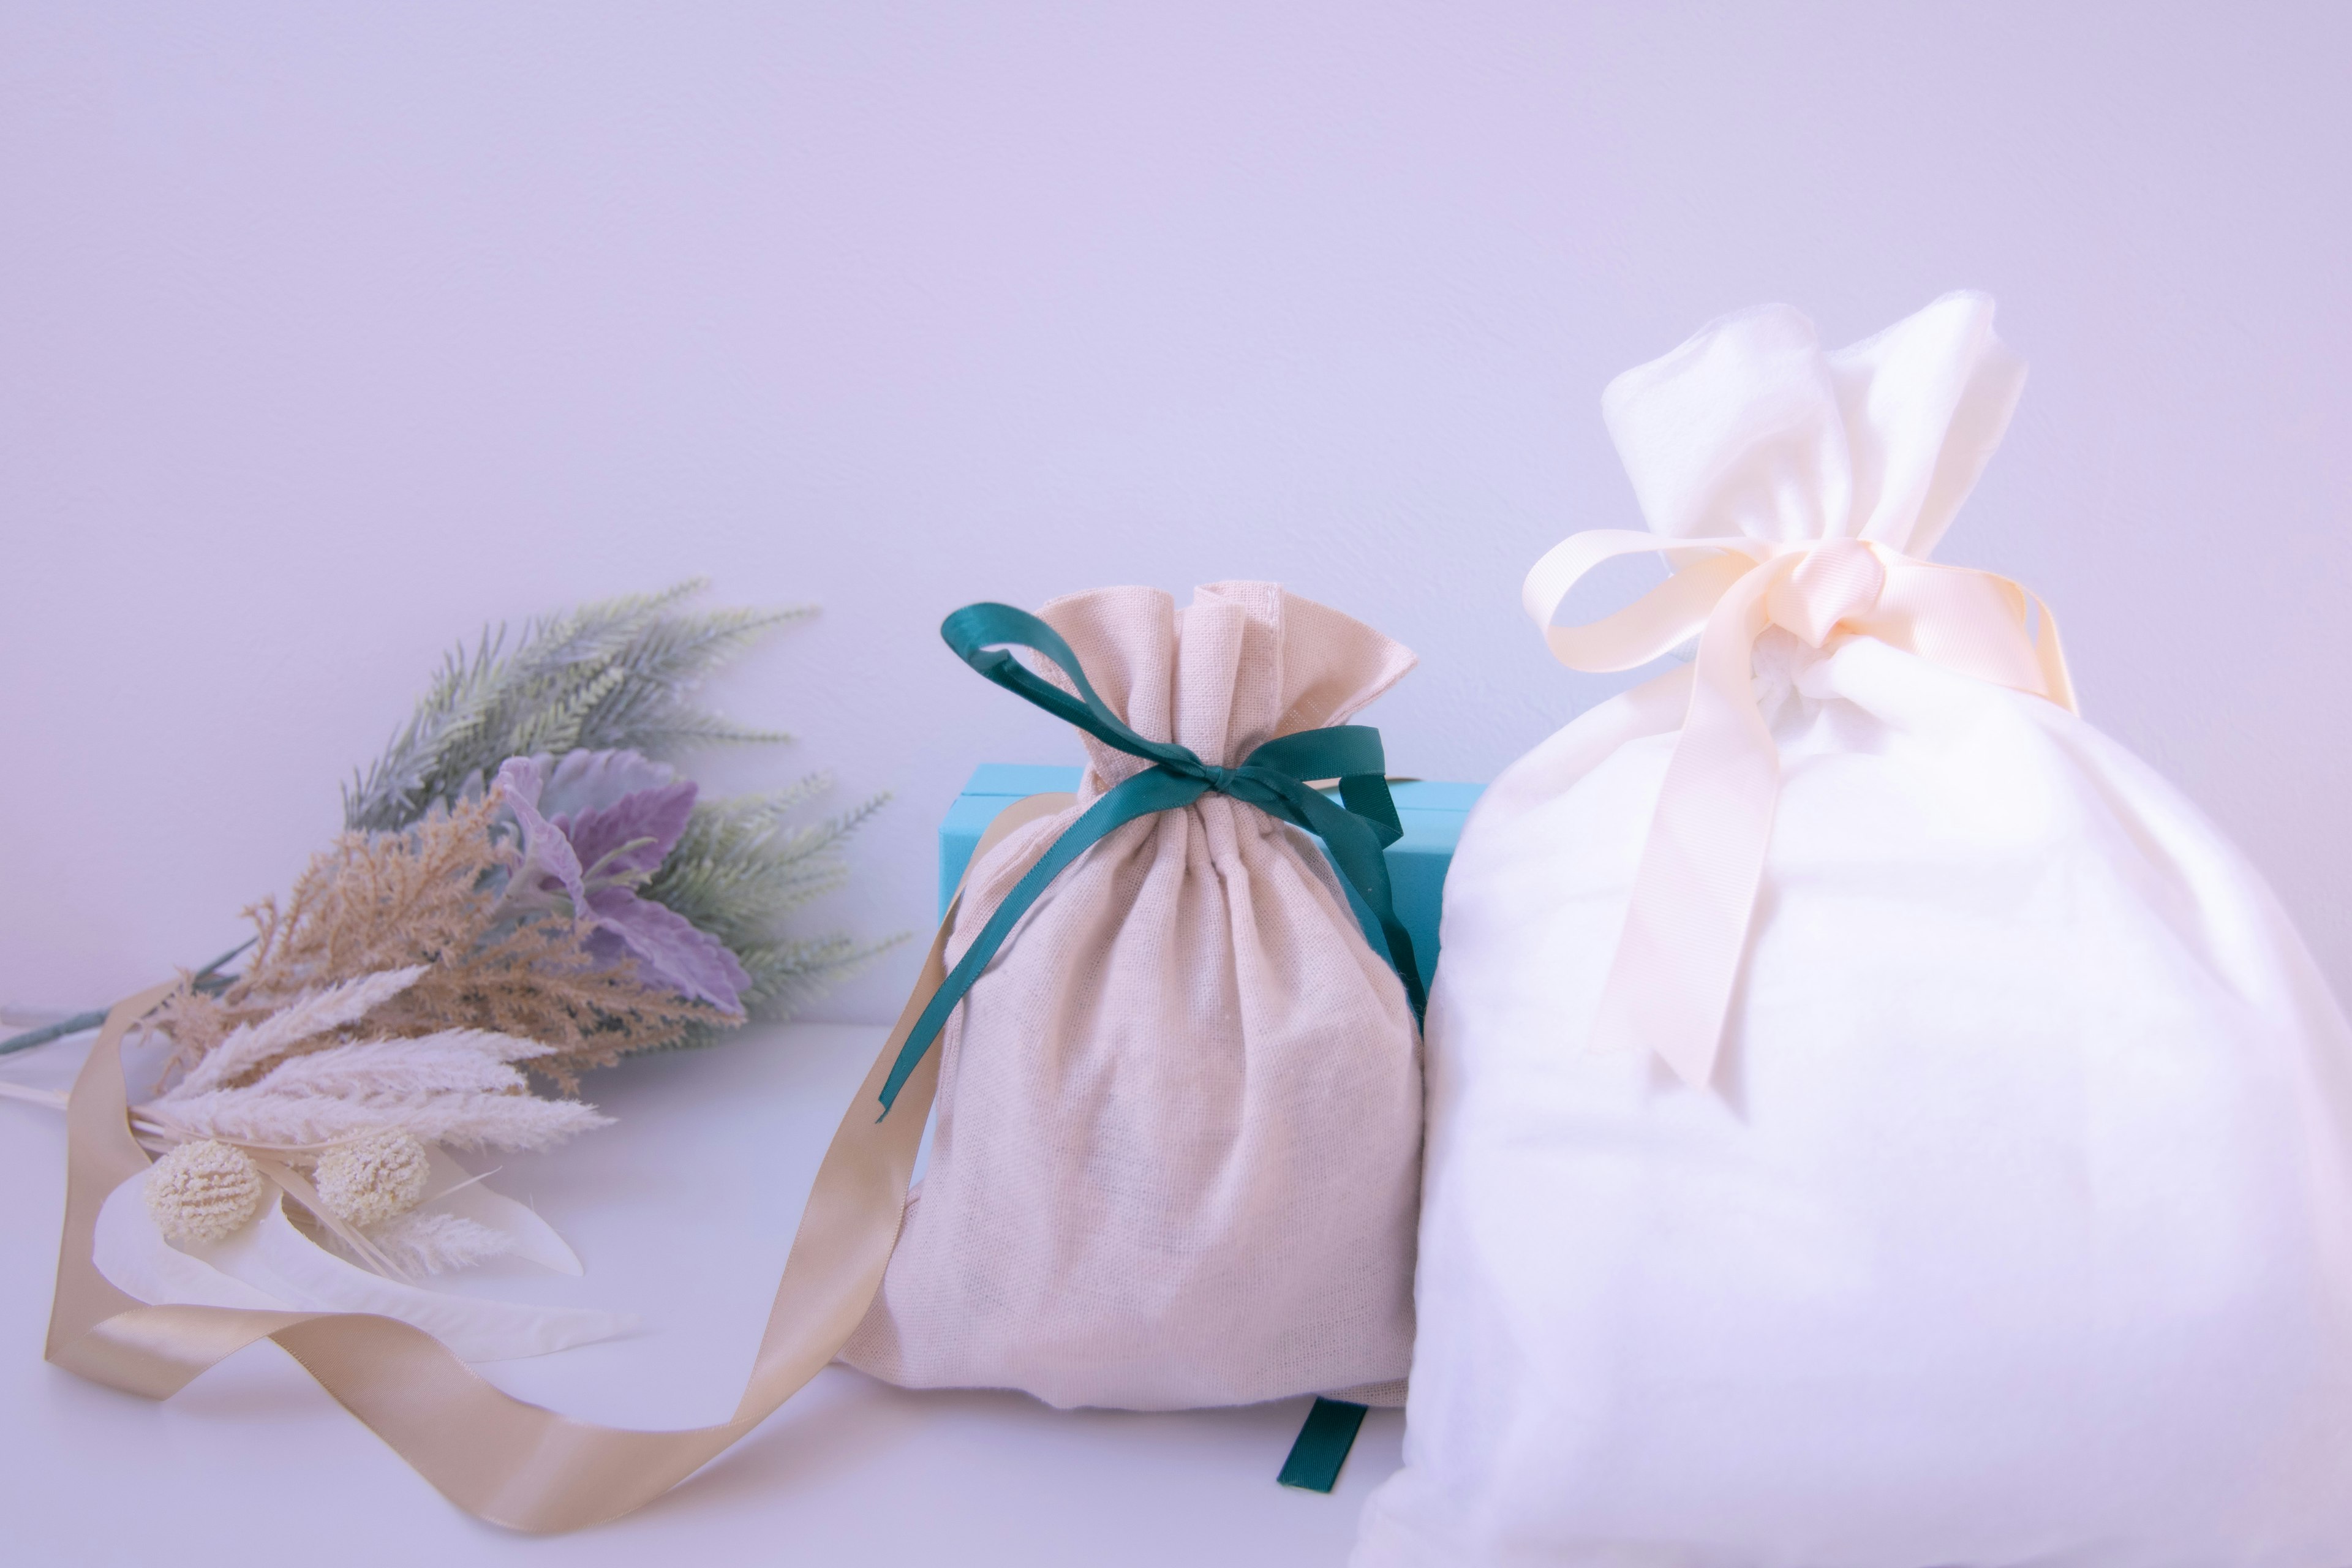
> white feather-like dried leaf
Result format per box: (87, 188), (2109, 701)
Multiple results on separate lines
(399, 1092), (611, 1151)
(361, 1210), (517, 1275)
(150, 1024), (600, 1153)
(153, 1085), (608, 1153)
(241, 1032), (545, 1102)
(151, 1090), (390, 1148)
(421, 1147), (583, 1275)
(170, 967), (429, 1097)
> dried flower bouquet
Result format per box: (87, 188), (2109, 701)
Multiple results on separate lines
(1, 584), (893, 1357)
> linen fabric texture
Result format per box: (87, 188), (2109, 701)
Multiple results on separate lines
(1357, 296), (2352, 1566)
(843, 581), (1424, 1411)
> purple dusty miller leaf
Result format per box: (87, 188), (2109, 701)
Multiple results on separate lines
(560, 779), (698, 884)
(582, 885), (750, 1013)
(534, 749), (679, 821)
(492, 756), (588, 914)
(494, 753), (548, 812)
(494, 748), (741, 1009)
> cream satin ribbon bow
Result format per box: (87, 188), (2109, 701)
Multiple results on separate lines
(1523, 529), (2077, 1089)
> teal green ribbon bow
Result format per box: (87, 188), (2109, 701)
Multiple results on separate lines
(878, 601), (1427, 1114)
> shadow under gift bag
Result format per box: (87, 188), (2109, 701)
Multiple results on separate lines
(844, 581), (1425, 1411)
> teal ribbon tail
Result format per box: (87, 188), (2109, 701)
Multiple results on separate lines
(877, 602), (1427, 1115)
(1278, 1397), (1370, 1492)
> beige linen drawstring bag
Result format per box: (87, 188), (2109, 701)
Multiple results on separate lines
(845, 580), (1427, 1411)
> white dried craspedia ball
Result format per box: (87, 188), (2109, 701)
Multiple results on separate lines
(145, 1139), (267, 1245)
(312, 1128), (432, 1229)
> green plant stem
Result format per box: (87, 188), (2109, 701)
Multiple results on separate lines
(0, 1009), (107, 1056)
(0, 940), (254, 1057)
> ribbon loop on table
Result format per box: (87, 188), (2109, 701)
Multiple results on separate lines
(1524, 530), (2075, 1090)
(878, 603), (1427, 1114)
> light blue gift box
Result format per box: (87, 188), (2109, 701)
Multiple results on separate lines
(937, 763), (1482, 993)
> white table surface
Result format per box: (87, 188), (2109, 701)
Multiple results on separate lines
(0, 1020), (1399, 1566)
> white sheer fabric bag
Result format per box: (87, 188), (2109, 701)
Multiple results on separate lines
(1358, 294), (2352, 1566)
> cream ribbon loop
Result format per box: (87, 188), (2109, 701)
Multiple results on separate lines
(1525, 530), (2076, 1089)
(1771, 538), (1885, 647)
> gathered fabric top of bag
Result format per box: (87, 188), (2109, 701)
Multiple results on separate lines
(871, 581), (1428, 1114)
(1602, 288), (2029, 554)
(1038, 579), (1419, 793)
(1518, 291), (2078, 1089)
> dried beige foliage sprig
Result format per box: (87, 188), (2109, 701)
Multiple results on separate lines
(156, 796), (724, 1091)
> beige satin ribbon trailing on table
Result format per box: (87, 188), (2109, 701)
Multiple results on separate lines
(46, 793), (1072, 1533)
(1524, 530), (2076, 1089)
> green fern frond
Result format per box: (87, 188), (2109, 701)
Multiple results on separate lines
(642, 783), (903, 1031)
(644, 786), (892, 941)
(660, 932), (901, 1052)
(341, 582), (813, 832)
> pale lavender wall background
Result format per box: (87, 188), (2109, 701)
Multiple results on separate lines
(4, 4), (2346, 1026)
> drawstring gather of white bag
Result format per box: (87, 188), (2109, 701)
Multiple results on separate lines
(1523, 529), (2076, 1088)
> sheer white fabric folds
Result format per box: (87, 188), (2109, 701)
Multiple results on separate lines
(1358, 295), (2352, 1567)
